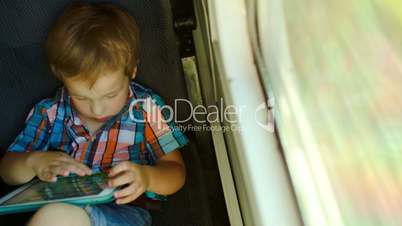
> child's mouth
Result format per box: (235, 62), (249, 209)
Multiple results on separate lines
(93, 116), (111, 122)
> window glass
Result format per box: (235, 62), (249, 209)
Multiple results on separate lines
(256, 1), (402, 225)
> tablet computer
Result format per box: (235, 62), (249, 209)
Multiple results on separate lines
(0, 172), (115, 215)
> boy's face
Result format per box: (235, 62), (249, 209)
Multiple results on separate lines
(64, 70), (133, 123)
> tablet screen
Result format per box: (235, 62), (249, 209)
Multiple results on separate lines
(3, 172), (108, 205)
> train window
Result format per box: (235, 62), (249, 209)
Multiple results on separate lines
(254, 0), (402, 225)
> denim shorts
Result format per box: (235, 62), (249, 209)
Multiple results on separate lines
(84, 203), (152, 226)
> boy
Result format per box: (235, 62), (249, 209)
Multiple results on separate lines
(0, 3), (188, 226)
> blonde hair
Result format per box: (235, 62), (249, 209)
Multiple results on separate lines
(46, 3), (140, 84)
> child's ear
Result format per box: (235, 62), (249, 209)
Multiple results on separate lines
(131, 67), (137, 79)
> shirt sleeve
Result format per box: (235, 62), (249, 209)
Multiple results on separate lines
(142, 93), (189, 161)
(8, 102), (51, 152)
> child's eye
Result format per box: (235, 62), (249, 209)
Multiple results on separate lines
(74, 96), (87, 101)
(105, 94), (118, 98)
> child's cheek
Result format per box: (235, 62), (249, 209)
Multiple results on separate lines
(112, 93), (129, 114)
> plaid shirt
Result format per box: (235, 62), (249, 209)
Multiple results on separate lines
(8, 81), (189, 199)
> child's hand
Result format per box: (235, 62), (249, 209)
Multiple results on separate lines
(107, 161), (150, 204)
(27, 151), (92, 182)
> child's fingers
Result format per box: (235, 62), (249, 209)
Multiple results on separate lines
(108, 171), (134, 187)
(62, 163), (87, 176)
(48, 161), (88, 176)
(61, 159), (92, 176)
(48, 165), (69, 177)
(64, 159), (92, 175)
(116, 187), (142, 204)
(74, 163), (92, 175)
(114, 182), (137, 199)
(108, 161), (132, 177)
(39, 170), (57, 182)
(74, 162), (92, 175)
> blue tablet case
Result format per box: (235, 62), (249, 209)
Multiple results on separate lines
(0, 172), (115, 215)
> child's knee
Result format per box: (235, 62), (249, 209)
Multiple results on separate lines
(27, 203), (91, 226)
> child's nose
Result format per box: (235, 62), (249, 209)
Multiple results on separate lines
(90, 103), (105, 116)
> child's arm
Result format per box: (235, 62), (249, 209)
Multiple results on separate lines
(1, 100), (92, 185)
(106, 93), (189, 204)
(107, 150), (185, 204)
(0, 152), (37, 185)
(142, 150), (185, 195)
(0, 151), (92, 185)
